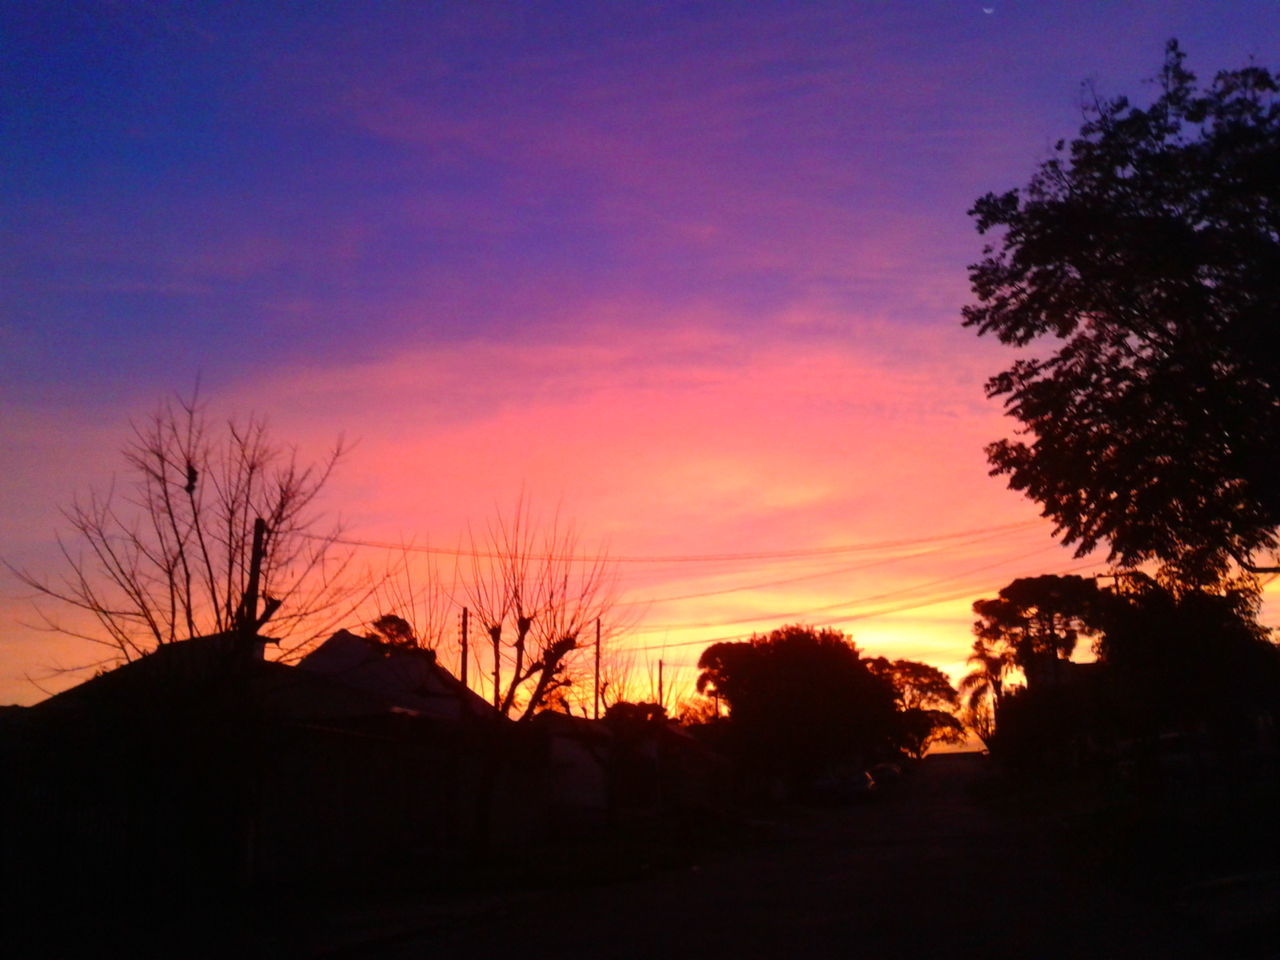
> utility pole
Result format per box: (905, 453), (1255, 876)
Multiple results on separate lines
(490, 625), (502, 711)
(593, 617), (601, 720)
(460, 606), (469, 688)
(235, 516), (278, 641)
(658, 658), (664, 709)
(244, 517), (265, 629)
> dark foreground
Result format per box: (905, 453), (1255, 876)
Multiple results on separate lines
(276, 753), (1275, 959)
(16, 753), (1276, 958)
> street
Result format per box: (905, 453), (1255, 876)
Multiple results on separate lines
(296, 753), (1257, 959)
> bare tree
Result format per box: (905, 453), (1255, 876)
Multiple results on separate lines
(462, 499), (625, 721)
(557, 644), (641, 718)
(643, 655), (687, 715)
(10, 393), (370, 666)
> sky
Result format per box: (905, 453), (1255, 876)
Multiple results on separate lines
(3, 1), (1279, 707)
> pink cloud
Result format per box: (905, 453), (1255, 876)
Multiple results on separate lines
(219, 310), (1089, 684)
(0, 306), (1117, 705)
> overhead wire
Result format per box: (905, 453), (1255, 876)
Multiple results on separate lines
(630, 540), (1067, 633)
(315, 516), (1103, 676)
(612, 523), (1046, 606)
(308, 519), (1042, 565)
(625, 558), (1103, 654)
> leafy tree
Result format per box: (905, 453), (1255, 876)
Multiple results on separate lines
(1094, 573), (1279, 738)
(696, 625), (897, 785)
(959, 696), (997, 751)
(368, 613), (417, 649)
(867, 657), (966, 757)
(603, 700), (667, 729)
(867, 657), (958, 712)
(10, 394), (363, 666)
(965, 41), (1280, 585)
(970, 575), (1101, 691)
(957, 636), (1016, 747)
(674, 694), (720, 727)
(896, 708), (966, 760)
(958, 636), (1016, 710)
(969, 571), (1279, 760)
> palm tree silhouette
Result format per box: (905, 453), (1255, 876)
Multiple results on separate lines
(959, 636), (1015, 711)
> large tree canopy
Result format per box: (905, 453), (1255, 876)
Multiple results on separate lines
(866, 658), (966, 759)
(965, 41), (1280, 584)
(697, 625), (897, 781)
(970, 575), (1101, 691)
(1093, 572), (1278, 735)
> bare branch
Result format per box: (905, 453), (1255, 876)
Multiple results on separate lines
(7, 392), (368, 669)
(458, 498), (627, 720)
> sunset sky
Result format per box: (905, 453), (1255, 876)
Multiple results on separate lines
(3, 2), (1279, 707)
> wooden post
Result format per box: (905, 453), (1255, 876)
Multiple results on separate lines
(491, 625), (502, 711)
(235, 516), (267, 639)
(460, 606), (469, 688)
(593, 617), (601, 720)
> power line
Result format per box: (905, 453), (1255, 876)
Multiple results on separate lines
(625, 559), (1102, 653)
(309, 519), (1041, 564)
(614, 524), (1044, 607)
(631, 541), (1065, 633)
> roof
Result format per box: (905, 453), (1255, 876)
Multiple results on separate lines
(296, 630), (498, 723)
(9, 630), (491, 731)
(16, 631), (277, 724)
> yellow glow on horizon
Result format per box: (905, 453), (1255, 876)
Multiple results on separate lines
(0, 325), (1167, 708)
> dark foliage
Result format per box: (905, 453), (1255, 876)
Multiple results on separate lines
(896, 707), (966, 760)
(867, 657), (966, 758)
(1094, 573), (1280, 739)
(989, 684), (1083, 771)
(696, 625), (898, 787)
(971, 575), (1102, 690)
(965, 41), (1280, 584)
(370, 613), (418, 648)
(985, 571), (1280, 768)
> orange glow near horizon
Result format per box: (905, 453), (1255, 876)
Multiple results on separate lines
(2, 320), (1122, 709)
(5, 320), (1280, 724)
(6, 317), (1279, 711)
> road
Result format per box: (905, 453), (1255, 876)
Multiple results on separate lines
(299, 753), (1263, 959)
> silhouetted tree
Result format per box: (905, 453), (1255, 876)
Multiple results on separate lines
(972, 571), (1279, 765)
(1094, 573), (1279, 740)
(461, 498), (623, 721)
(867, 657), (966, 757)
(959, 576), (1101, 756)
(958, 636), (1016, 713)
(971, 575), (1101, 690)
(965, 41), (1280, 585)
(867, 658), (957, 711)
(9, 393), (364, 666)
(960, 696), (997, 750)
(675, 694), (720, 727)
(896, 708), (966, 760)
(697, 625), (897, 788)
(363, 545), (456, 652)
(369, 613), (417, 649)
(958, 637), (1014, 749)
(604, 700), (667, 728)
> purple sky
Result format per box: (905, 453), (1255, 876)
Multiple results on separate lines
(3, 2), (1278, 704)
